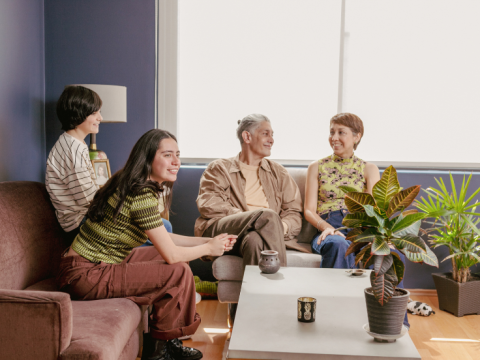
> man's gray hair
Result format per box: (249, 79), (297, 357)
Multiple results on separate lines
(236, 114), (271, 144)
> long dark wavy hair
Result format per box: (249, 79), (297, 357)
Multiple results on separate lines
(87, 129), (177, 222)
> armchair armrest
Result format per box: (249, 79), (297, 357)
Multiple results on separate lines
(0, 289), (73, 359)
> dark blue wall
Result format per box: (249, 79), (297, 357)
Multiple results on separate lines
(45, 0), (156, 173)
(0, 0), (45, 182)
(171, 166), (480, 287)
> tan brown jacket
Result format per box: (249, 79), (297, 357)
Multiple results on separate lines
(194, 154), (303, 240)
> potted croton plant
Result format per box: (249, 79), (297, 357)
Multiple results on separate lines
(340, 166), (438, 337)
(415, 173), (480, 317)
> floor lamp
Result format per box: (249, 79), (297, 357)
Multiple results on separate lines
(74, 84), (127, 160)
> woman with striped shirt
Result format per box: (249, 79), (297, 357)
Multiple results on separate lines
(45, 86), (102, 241)
(56, 129), (236, 360)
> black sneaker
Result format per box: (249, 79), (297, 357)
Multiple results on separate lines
(142, 333), (174, 360)
(167, 338), (203, 360)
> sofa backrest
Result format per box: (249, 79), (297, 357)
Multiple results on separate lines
(286, 168), (317, 243)
(0, 182), (67, 290)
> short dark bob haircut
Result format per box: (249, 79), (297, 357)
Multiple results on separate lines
(56, 85), (103, 131)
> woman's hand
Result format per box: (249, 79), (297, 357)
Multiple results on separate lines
(208, 233), (237, 256)
(317, 227), (345, 244)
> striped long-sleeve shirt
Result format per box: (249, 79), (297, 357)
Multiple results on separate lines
(46, 132), (99, 231)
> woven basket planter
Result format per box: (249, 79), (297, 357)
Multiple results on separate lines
(432, 273), (480, 317)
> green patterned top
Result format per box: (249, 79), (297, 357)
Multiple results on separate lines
(317, 153), (367, 215)
(72, 188), (164, 264)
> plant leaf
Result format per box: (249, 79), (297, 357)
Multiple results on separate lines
(404, 244), (439, 267)
(370, 266), (397, 305)
(402, 209), (419, 216)
(374, 254), (393, 276)
(392, 213), (427, 234)
(345, 241), (365, 257)
(343, 213), (379, 228)
(390, 234), (427, 253)
(371, 236), (391, 255)
(346, 228), (363, 241)
(339, 185), (360, 194)
(354, 228), (380, 243)
(386, 185), (421, 217)
(373, 165), (400, 211)
(355, 244), (371, 266)
(364, 205), (386, 227)
(391, 252), (405, 284)
(345, 192), (376, 213)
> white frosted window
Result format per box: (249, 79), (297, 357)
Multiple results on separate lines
(343, 0), (480, 164)
(177, 0), (342, 160)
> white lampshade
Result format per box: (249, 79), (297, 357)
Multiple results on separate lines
(74, 84), (127, 123)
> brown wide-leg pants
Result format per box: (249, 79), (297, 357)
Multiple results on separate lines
(203, 208), (286, 267)
(56, 246), (200, 340)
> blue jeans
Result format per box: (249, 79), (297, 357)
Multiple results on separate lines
(311, 210), (355, 269)
(141, 218), (173, 247)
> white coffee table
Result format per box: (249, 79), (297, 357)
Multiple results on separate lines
(227, 266), (421, 360)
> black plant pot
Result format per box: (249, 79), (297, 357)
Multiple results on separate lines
(432, 273), (480, 317)
(365, 287), (409, 336)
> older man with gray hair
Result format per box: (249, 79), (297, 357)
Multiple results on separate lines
(195, 114), (303, 267)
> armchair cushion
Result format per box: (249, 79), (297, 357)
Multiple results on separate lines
(0, 289), (73, 360)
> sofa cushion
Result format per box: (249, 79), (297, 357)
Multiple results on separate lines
(25, 277), (58, 292)
(217, 281), (242, 303)
(60, 298), (142, 360)
(286, 248), (321, 268)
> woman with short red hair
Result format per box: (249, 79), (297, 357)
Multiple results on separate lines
(304, 113), (379, 268)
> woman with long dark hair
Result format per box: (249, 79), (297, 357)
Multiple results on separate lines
(56, 129), (236, 360)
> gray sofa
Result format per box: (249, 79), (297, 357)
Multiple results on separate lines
(212, 168), (323, 316)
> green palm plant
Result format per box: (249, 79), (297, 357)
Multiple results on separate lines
(340, 166), (438, 305)
(415, 173), (480, 283)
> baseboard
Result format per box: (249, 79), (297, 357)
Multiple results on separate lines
(406, 289), (437, 296)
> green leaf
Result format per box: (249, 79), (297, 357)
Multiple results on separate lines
(346, 228), (363, 241)
(391, 252), (405, 284)
(364, 205), (386, 227)
(345, 192), (376, 213)
(373, 166), (400, 211)
(392, 213), (427, 234)
(394, 218), (422, 237)
(370, 266), (398, 305)
(371, 236), (391, 255)
(355, 244), (371, 266)
(354, 228), (380, 243)
(345, 241), (365, 257)
(402, 209), (419, 216)
(404, 244), (439, 267)
(342, 213), (379, 228)
(374, 254), (393, 276)
(386, 185), (421, 217)
(390, 235), (427, 253)
(339, 185), (360, 194)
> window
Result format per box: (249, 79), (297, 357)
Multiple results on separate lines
(157, 0), (480, 168)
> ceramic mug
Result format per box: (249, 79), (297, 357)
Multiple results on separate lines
(298, 297), (316, 322)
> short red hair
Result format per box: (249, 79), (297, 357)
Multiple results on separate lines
(330, 113), (364, 150)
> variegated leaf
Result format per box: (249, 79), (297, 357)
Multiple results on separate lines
(390, 235), (427, 253)
(374, 254), (393, 276)
(355, 245), (371, 266)
(373, 165), (400, 212)
(342, 213), (378, 228)
(346, 228), (363, 241)
(345, 241), (365, 257)
(392, 213), (427, 234)
(404, 244), (439, 267)
(371, 236), (390, 255)
(386, 185), (421, 217)
(364, 205), (386, 227)
(370, 266), (398, 305)
(354, 228), (379, 243)
(344, 192), (376, 213)
(391, 252), (405, 284)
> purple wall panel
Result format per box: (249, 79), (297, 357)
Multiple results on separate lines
(0, 0), (45, 181)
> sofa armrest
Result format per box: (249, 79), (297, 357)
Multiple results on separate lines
(0, 289), (73, 359)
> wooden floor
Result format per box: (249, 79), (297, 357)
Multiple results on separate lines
(139, 295), (480, 360)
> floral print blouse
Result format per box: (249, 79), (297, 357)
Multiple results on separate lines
(317, 153), (367, 215)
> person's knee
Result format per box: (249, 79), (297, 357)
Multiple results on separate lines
(323, 235), (350, 251)
(242, 231), (263, 251)
(171, 262), (192, 278)
(258, 208), (280, 220)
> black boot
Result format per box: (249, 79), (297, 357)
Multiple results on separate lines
(142, 332), (174, 360)
(167, 338), (203, 360)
